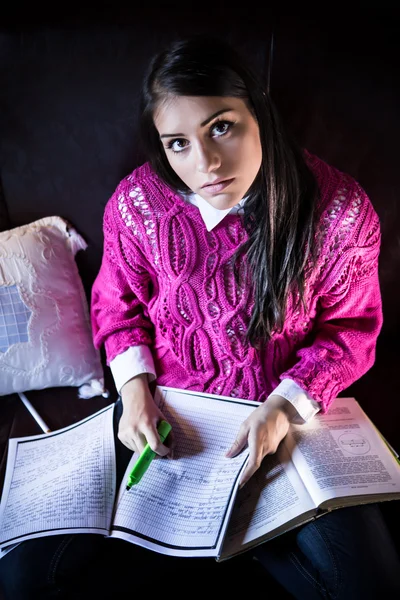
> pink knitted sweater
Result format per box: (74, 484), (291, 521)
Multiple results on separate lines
(91, 151), (382, 412)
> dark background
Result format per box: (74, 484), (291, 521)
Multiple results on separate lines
(0, 2), (399, 592)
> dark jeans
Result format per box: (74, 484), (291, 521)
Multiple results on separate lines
(1, 400), (399, 600)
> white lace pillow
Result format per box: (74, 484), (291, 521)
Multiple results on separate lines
(0, 216), (106, 398)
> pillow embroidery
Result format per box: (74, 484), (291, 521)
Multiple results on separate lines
(0, 285), (31, 353)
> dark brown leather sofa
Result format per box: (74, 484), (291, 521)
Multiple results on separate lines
(0, 4), (399, 597)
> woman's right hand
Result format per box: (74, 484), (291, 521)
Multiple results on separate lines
(118, 374), (173, 456)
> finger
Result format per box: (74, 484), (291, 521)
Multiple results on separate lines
(120, 438), (139, 454)
(117, 430), (138, 453)
(239, 432), (261, 488)
(225, 429), (248, 458)
(119, 429), (147, 455)
(119, 438), (138, 453)
(133, 434), (148, 455)
(144, 425), (172, 457)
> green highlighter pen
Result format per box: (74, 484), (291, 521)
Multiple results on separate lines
(126, 420), (172, 490)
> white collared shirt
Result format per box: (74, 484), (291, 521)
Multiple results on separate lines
(188, 192), (246, 231)
(110, 193), (320, 423)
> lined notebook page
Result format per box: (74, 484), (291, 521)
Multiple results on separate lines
(111, 387), (258, 558)
(0, 404), (115, 547)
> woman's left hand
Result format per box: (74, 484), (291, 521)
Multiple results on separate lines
(225, 394), (297, 488)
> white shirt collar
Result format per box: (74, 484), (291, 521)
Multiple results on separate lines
(182, 192), (247, 232)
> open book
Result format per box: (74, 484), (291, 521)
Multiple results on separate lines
(0, 386), (399, 562)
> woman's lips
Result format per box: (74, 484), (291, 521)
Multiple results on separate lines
(201, 178), (235, 195)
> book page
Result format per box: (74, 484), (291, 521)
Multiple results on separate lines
(110, 387), (258, 558)
(0, 404), (116, 548)
(220, 442), (316, 560)
(285, 397), (400, 507)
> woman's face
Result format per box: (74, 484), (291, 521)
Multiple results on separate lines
(154, 96), (262, 210)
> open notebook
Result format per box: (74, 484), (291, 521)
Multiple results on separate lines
(0, 386), (399, 561)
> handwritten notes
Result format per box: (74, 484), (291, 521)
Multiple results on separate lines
(0, 405), (115, 546)
(111, 388), (256, 556)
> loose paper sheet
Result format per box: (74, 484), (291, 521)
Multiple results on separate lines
(0, 404), (115, 548)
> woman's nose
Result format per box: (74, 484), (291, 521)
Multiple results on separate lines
(195, 141), (221, 173)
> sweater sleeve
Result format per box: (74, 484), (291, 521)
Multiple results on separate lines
(91, 187), (155, 365)
(280, 188), (383, 412)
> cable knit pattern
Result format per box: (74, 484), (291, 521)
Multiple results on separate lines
(91, 150), (383, 411)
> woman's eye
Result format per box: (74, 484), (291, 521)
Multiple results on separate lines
(167, 139), (189, 153)
(211, 120), (232, 137)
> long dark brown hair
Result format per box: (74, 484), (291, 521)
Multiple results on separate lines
(139, 34), (319, 347)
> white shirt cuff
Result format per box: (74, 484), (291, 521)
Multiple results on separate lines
(110, 349), (320, 423)
(109, 345), (156, 394)
(269, 379), (320, 423)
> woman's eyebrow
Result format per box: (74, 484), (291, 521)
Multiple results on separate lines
(200, 108), (233, 128)
(160, 108), (233, 139)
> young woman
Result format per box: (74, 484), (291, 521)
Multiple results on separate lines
(88, 35), (400, 598)
(1, 34), (399, 600)
(92, 34), (383, 483)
